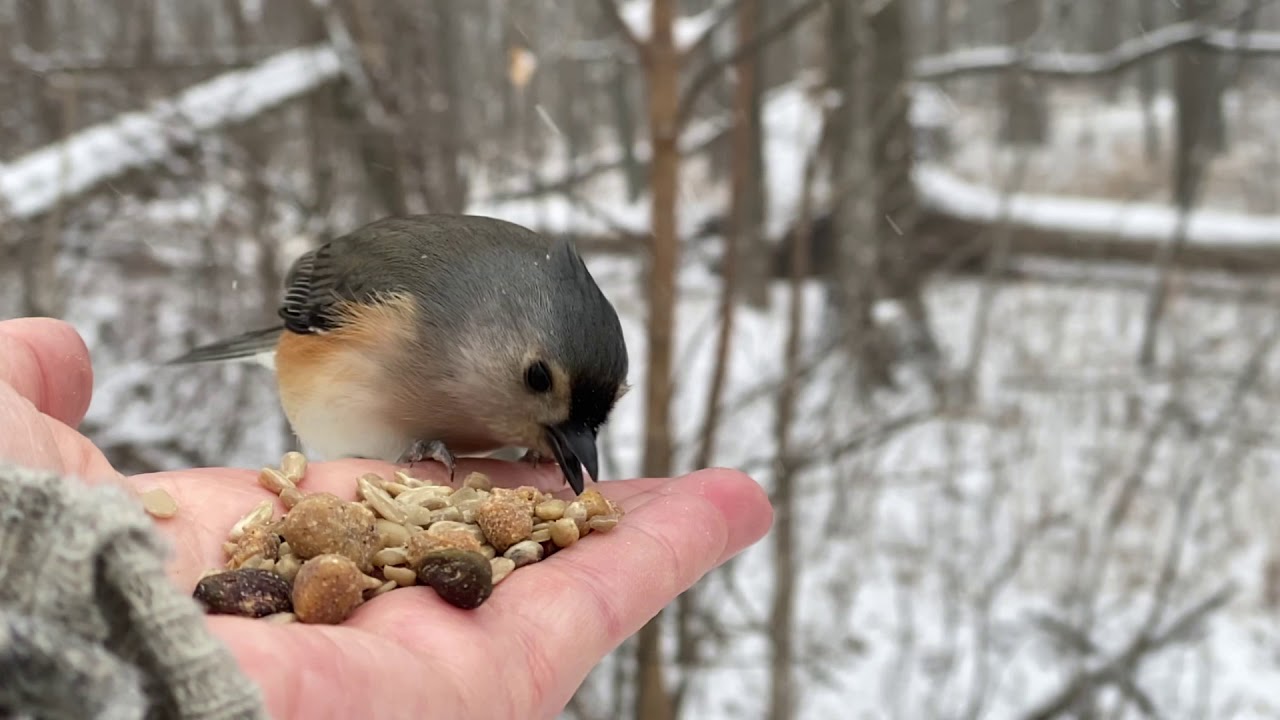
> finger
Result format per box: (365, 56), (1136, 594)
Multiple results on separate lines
(492, 468), (771, 715)
(353, 468), (772, 715)
(0, 378), (120, 485)
(0, 318), (94, 428)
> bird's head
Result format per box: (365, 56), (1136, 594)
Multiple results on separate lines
(452, 235), (629, 494)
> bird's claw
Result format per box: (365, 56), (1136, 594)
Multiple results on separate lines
(399, 439), (457, 483)
(518, 448), (546, 469)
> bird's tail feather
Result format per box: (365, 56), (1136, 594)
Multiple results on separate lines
(166, 326), (283, 365)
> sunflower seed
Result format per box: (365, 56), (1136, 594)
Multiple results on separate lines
(358, 475), (409, 524)
(140, 487), (179, 518)
(229, 500), (275, 541)
(383, 565), (417, 587)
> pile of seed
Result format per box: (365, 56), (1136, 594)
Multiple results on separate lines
(193, 451), (624, 624)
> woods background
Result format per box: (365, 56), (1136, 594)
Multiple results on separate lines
(5, 0), (1280, 718)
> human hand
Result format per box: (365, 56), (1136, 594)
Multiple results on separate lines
(0, 317), (774, 719)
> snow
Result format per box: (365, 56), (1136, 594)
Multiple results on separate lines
(618, 0), (722, 50)
(6, 30), (1280, 720)
(0, 44), (340, 220)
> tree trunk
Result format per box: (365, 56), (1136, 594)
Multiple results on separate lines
(17, 0), (62, 318)
(824, 0), (885, 391)
(1138, 0), (1160, 163)
(869, 0), (934, 391)
(932, 0), (950, 54)
(735, 0), (770, 309)
(431, 3), (469, 212)
(1174, 0), (1225, 197)
(634, 0), (680, 718)
(999, 0), (1047, 145)
(1090, 0), (1122, 103)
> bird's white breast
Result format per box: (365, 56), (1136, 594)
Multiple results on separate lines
(287, 388), (415, 462)
(274, 344), (417, 463)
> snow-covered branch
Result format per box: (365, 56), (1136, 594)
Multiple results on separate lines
(916, 21), (1280, 81)
(0, 45), (341, 221)
(916, 166), (1280, 247)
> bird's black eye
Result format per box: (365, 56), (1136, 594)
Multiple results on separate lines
(525, 361), (553, 393)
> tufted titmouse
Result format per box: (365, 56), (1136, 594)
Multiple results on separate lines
(169, 214), (629, 495)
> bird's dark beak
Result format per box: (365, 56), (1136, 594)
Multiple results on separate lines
(545, 422), (599, 495)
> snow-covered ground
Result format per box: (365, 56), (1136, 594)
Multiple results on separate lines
(7, 42), (1280, 720)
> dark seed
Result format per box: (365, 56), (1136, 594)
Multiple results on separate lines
(415, 548), (494, 609)
(194, 568), (293, 618)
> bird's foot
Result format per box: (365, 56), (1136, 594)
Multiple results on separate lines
(518, 448), (546, 469)
(398, 440), (457, 483)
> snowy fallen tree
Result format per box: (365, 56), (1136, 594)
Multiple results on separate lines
(4, 34), (1279, 277)
(0, 44), (341, 221)
(915, 20), (1280, 81)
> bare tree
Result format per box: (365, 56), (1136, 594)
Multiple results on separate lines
(1000, 0), (1048, 145)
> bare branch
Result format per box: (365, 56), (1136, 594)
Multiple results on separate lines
(680, 0), (743, 62)
(596, 0), (649, 58)
(310, 0), (396, 133)
(1018, 586), (1236, 720)
(676, 0), (825, 129)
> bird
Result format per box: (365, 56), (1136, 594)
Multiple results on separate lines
(168, 214), (630, 495)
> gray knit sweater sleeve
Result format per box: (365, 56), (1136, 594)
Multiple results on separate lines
(0, 462), (268, 720)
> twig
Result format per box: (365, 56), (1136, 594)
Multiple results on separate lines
(679, 0), (743, 62)
(596, 0), (650, 59)
(1018, 585), (1235, 720)
(676, 0), (826, 129)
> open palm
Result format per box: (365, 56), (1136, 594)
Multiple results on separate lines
(0, 317), (773, 719)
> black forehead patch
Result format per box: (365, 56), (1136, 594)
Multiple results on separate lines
(570, 374), (623, 432)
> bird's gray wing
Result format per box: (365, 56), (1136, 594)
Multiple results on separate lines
(276, 240), (376, 334)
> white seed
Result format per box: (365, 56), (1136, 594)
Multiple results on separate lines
(383, 482), (411, 496)
(503, 540), (543, 568)
(275, 554), (301, 583)
(383, 565), (417, 587)
(280, 451), (308, 482)
(425, 506), (464, 525)
(448, 486), (476, 505)
(427, 521), (485, 544)
(368, 579), (398, 598)
(375, 519), (410, 549)
(140, 487), (179, 518)
(588, 515), (620, 533)
(563, 501), (589, 533)
(550, 518), (580, 548)
(264, 612), (298, 624)
(229, 500), (274, 541)
(258, 467), (295, 494)
(373, 547), (409, 567)
(280, 487), (305, 509)
(490, 557), (516, 585)
(393, 470), (426, 488)
(534, 499), (566, 521)
(358, 475), (410, 524)
(396, 486), (453, 509)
